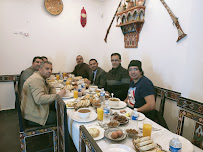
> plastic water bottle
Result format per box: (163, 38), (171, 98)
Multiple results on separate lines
(78, 85), (82, 97)
(103, 100), (110, 124)
(59, 71), (63, 80)
(81, 83), (86, 94)
(100, 88), (105, 104)
(169, 138), (182, 152)
(131, 108), (139, 129)
(131, 108), (139, 120)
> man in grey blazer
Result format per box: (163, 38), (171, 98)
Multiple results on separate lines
(88, 59), (106, 89)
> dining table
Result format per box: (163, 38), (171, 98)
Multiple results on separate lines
(63, 97), (202, 152)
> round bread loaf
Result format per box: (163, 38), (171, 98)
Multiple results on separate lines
(87, 128), (100, 138)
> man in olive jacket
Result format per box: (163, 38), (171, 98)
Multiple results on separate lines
(21, 61), (66, 126)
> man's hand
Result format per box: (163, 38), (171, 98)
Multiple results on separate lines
(58, 89), (66, 97)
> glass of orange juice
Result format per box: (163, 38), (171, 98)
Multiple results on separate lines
(73, 90), (78, 98)
(56, 74), (60, 80)
(66, 80), (70, 85)
(143, 122), (152, 137)
(97, 107), (103, 121)
(63, 73), (66, 78)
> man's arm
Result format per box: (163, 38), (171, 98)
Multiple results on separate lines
(137, 95), (156, 113)
(30, 79), (56, 105)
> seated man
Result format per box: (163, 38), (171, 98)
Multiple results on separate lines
(88, 59), (106, 88)
(124, 60), (168, 128)
(72, 55), (91, 78)
(105, 53), (130, 101)
(19, 56), (43, 96)
(41, 56), (48, 61)
(21, 61), (66, 126)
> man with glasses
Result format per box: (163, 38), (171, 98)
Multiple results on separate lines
(124, 60), (156, 111)
(19, 56), (43, 97)
(88, 59), (106, 88)
(72, 55), (91, 78)
(105, 53), (130, 101)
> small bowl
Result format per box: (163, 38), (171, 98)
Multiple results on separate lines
(77, 108), (91, 119)
(108, 98), (120, 107)
(89, 85), (98, 92)
(107, 120), (120, 128)
(126, 129), (138, 138)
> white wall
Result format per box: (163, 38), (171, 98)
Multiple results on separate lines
(0, 0), (203, 136)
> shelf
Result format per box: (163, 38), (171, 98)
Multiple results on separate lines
(116, 6), (146, 16)
(116, 20), (144, 27)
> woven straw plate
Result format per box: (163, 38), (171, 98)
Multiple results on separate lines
(45, 0), (63, 15)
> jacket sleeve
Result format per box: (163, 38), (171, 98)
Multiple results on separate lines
(30, 78), (56, 105)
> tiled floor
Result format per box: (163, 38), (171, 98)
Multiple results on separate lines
(0, 109), (77, 152)
(0, 109), (21, 152)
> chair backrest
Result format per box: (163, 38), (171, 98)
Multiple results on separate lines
(56, 96), (70, 152)
(155, 86), (181, 116)
(79, 125), (102, 152)
(176, 97), (203, 149)
(15, 92), (25, 132)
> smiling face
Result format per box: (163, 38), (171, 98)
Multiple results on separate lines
(89, 60), (98, 71)
(111, 55), (121, 68)
(76, 56), (83, 65)
(129, 66), (142, 81)
(32, 58), (43, 71)
(39, 63), (53, 79)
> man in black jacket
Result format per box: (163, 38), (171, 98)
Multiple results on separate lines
(105, 53), (130, 101)
(72, 55), (91, 78)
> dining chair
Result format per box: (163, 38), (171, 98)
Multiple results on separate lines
(176, 97), (203, 149)
(15, 92), (57, 152)
(155, 86), (181, 116)
(79, 125), (102, 152)
(55, 96), (74, 152)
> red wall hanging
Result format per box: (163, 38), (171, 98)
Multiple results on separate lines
(81, 7), (87, 27)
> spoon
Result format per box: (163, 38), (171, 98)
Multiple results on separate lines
(111, 93), (114, 98)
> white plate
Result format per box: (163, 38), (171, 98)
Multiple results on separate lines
(63, 99), (76, 109)
(110, 101), (127, 109)
(62, 93), (74, 99)
(103, 144), (135, 152)
(72, 111), (97, 123)
(138, 112), (145, 121)
(86, 125), (104, 141)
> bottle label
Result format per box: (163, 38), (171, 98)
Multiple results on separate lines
(100, 92), (105, 96)
(132, 116), (138, 120)
(103, 109), (109, 114)
(169, 146), (181, 152)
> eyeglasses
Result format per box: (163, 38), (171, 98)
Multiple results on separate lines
(129, 68), (139, 72)
(111, 59), (120, 62)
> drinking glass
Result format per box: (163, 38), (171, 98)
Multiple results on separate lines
(97, 107), (103, 121)
(56, 74), (60, 80)
(143, 121), (152, 137)
(73, 90), (78, 99)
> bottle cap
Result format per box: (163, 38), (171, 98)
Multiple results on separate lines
(133, 108), (137, 111)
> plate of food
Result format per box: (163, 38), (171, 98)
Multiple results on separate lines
(132, 136), (165, 152)
(125, 112), (145, 121)
(63, 99), (77, 109)
(86, 125), (104, 141)
(104, 128), (127, 141)
(62, 92), (73, 99)
(112, 115), (129, 125)
(103, 144), (135, 152)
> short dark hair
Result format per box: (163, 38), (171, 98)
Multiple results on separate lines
(40, 61), (52, 68)
(41, 56), (48, 60)
(32, 56), (42, 63)
(89, 59), (98, 63)
(111, 53), (121, 60)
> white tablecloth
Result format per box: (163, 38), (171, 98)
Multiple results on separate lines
(67, 106), (202, 152)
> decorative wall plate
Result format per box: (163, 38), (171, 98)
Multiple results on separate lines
(45, 0), (63, 15)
